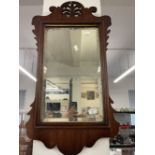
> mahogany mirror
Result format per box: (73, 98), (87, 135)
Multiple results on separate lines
(25, 1), (119, 155)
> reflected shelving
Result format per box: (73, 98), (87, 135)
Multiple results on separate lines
(110, 109), (135, 155)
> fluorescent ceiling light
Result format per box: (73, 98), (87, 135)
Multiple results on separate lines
(113, 65), (135, 83)
(19, 65), (37, 82)
(73, 45), (79, 52)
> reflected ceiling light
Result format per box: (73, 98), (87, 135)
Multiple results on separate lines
(44, 66), (47, 74)
(19, 65), (37, 82)
(46, 80), (64, 92)
(46, 87), (64, 92)
(73, 45), (79, 52)
(113, 65), (135, 83)
(97, 66), (101, 73)
(46, 87), (59, 90)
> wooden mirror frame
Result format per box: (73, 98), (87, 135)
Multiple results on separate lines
(25, 1), (119, 155)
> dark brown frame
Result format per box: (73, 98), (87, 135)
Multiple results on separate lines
(25, 2), (119, 155)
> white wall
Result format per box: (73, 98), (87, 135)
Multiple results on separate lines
(101, 5), (135, 49)
(109, 77), (135, 110)
(33, 138), (110, 155)
(19, 5), (42, 48)
(19, 48), (37, 117)
(19, 48), (37, 76)
(19, 73), (36, 117)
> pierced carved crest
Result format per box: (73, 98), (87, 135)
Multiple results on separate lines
(48, 1), (97, 19)
(61, 1), (84, 17)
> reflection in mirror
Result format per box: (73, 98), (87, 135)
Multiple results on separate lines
(41, 26), (103, 122)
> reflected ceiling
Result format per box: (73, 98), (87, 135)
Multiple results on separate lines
(44, 27), (100, 77)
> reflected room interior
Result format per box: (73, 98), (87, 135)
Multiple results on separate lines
(41, 26), (104, 123)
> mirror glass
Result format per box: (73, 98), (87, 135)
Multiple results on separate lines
(41, 26), (104, 123)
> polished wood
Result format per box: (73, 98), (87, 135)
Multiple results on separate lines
(25, 1), (119, 155)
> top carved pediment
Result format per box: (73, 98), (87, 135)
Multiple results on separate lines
(61, 1), (84, 17)
(49, 1), (97, 18)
